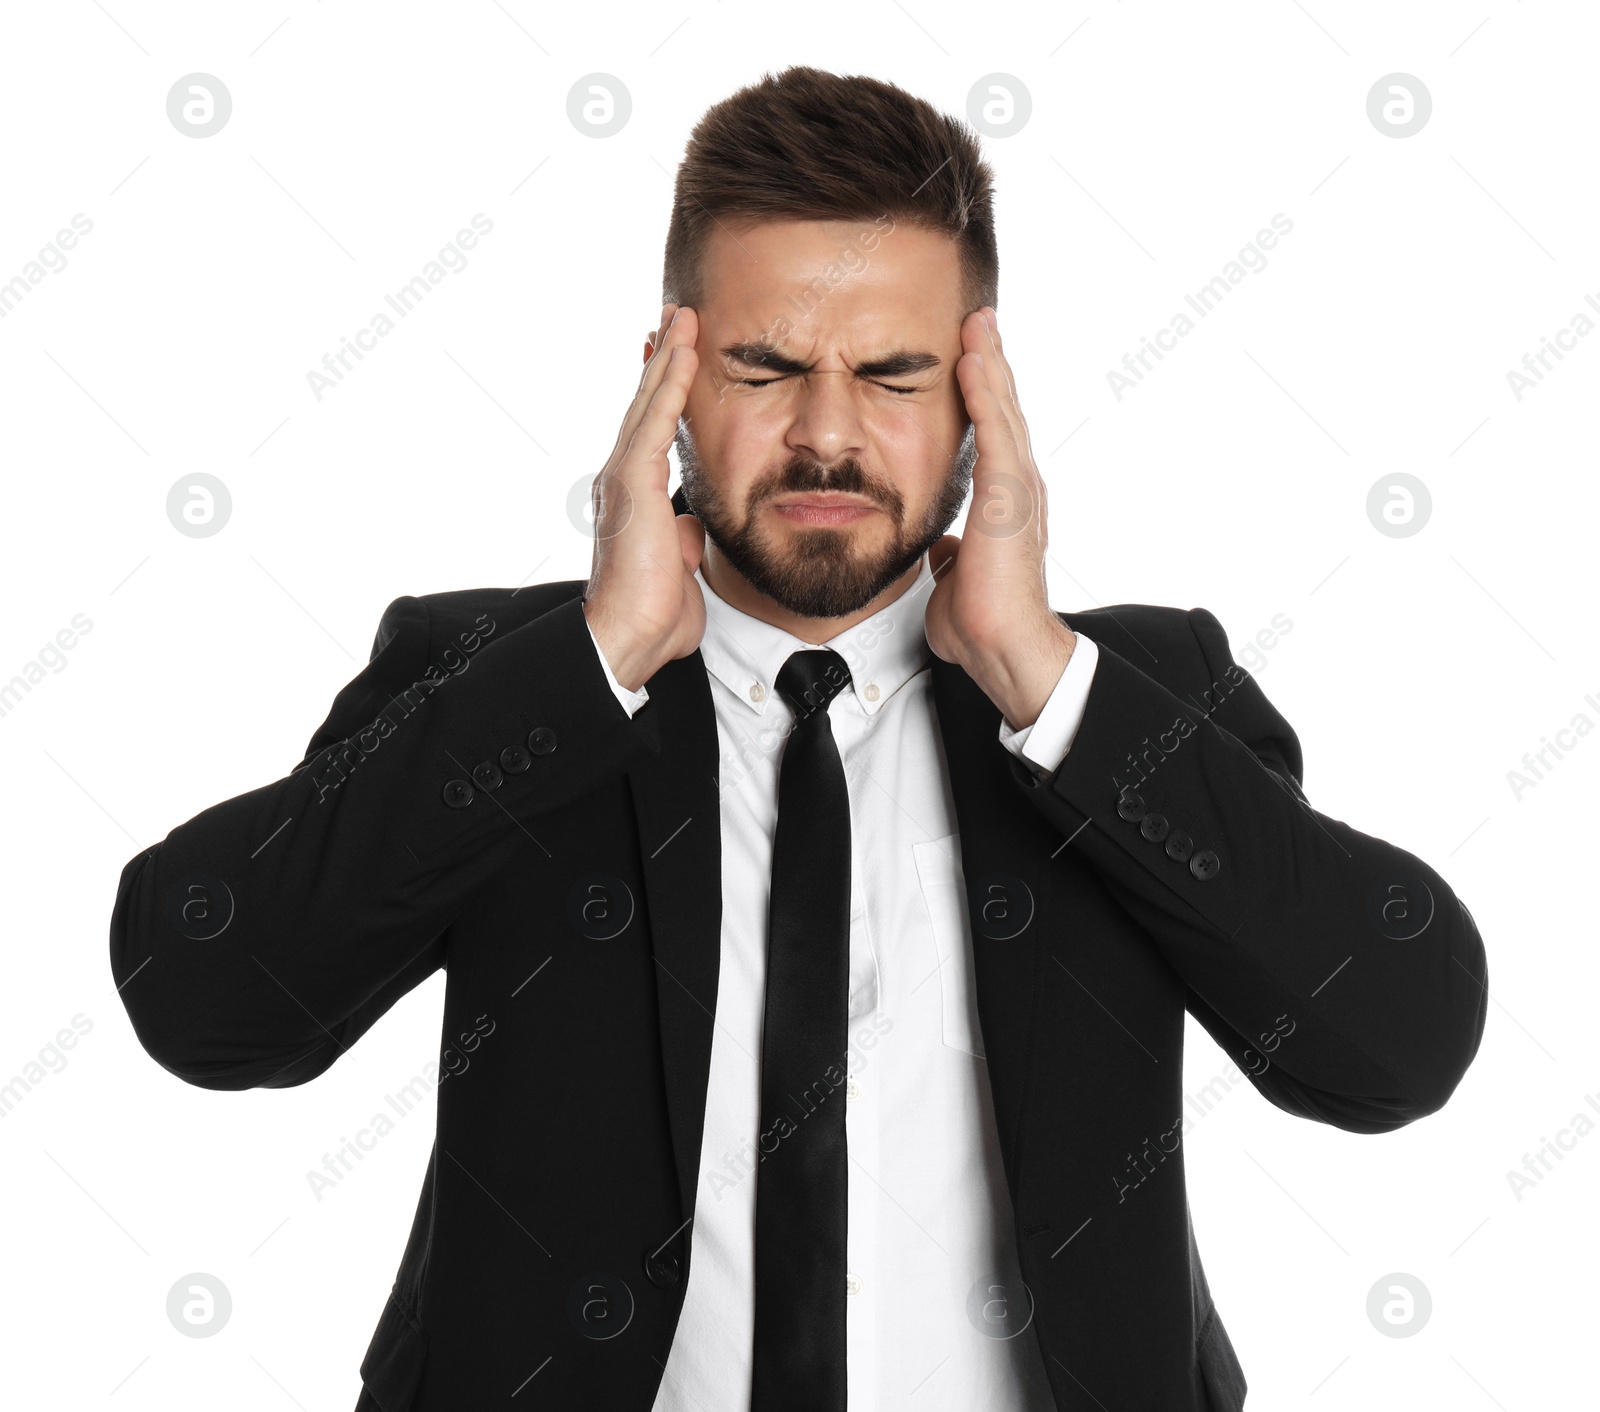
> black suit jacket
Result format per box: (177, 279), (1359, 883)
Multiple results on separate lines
(109, 550), (1487, 1410)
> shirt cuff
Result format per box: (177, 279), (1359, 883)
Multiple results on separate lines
(584, 612), (651, 718)
(996, 630), (1099, 779)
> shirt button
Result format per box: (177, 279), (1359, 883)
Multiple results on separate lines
(864, 683), (880, 702)
(846, 1273), (861, 1296)
(749, 682), (765, 702)
(846, 1078), (860, 1100)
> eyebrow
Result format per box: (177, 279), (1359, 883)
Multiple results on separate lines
(719, 342), (941, 380)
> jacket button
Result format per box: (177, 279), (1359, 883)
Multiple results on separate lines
(1115, 790), (1146, 822)
(500, 743), (532, 774)
(528, 726), (558, 756)
(1140, 812), (1170, 843)
(643, 1248), (680, 1287)
(442, 779), (474, 809)
(1189, 848), (1220, 881)
(471, 759), (504, 791)
(1164, 830), (1193, 862)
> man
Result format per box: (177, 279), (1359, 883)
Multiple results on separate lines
(110, 66), (1487, 1411)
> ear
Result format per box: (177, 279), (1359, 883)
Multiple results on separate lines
(643, 335), (656, 365)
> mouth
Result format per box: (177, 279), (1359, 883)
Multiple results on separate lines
(771, 493), (880, 526)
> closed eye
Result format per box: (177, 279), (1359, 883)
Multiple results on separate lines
(735, 376), (920, 396)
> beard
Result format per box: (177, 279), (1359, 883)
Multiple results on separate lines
(673, 420), (977, 619)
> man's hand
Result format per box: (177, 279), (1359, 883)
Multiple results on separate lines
(925, 306), (1077, 732)
(583, 303), (707, 692)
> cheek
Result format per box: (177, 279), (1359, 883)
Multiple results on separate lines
(871, 393), (961, 467)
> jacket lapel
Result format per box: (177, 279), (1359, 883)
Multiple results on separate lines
(626, 648), (726, 1220)
(930, 652), (1050, 1182)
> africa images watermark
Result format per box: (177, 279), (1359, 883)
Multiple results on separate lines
(0, 613), (95, 722)
(1106, 213), (1294, 401)
(1113, 1014), (1296, 1203)
(305, 1013), (494, 1202)
(705, 1012), (894, 1204)
(305, 213), (494, 401)
(304, 611), (496, 803)
(1504, 291), (1600, 401)
(1505, 689), (1600, 801)
(0, 213), (94, 320)
(0, 1013), (94, 1120)
(1504, 1087), (1600, 1202)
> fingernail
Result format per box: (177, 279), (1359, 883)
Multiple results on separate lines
(669, 307), (683, 327)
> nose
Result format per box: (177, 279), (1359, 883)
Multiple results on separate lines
(784, 371), (868, 467)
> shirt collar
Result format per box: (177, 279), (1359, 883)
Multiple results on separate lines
(694, 552), (936, 718)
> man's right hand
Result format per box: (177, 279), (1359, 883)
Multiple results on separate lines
(582, 303), (706, 692)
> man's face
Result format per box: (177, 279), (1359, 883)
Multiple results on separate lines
(674, 218), (977, 620)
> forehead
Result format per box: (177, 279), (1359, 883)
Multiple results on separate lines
(697, 218), (964, 346)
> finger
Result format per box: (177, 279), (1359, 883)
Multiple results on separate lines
(959, 349), (1050, 540)
(957, 347), (1020, 460)
(968, 313), (1045, 535)
(613, 307), (696, 467)
(643, 304), (679, 364)
(677, 507), (706, 572)
(974, 309), (1027, 453)
(985, 312), (1046, 525)
(623, 339), (698, 480)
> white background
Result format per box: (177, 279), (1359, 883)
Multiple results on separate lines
(0, 1), (1592, 1407)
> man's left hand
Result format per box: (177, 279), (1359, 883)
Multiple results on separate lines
(925, 306), (1077, 732)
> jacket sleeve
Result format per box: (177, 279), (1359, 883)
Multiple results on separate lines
(109, 592), (660, 1091)
(1007, 605), (1488, 1133)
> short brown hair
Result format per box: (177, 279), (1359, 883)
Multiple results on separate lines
(662, 66), (997, 317)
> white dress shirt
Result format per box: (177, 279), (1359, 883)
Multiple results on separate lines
(583, 551), (1099, 1410)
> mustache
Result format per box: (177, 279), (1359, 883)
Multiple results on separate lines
(756, 457), (896, 509)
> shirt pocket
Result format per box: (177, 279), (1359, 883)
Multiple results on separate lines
(911, 833), (986, 1059)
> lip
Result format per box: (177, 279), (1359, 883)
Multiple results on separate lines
(772, 494), (880, 525)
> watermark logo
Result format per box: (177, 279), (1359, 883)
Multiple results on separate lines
(567, 74), (631, 137)
(1365, 1273), (1432, 1337)
(1366, 74), (1431, 138)
(168, 873), (235, 941)
(970, 873), (1034, 941)
(1365, 472), (1431, 538)
(971, 470), (1035, 540)
(567, 874), (635, 940)
(166, 74), (232, 138)
(967, 74), (1031, 138)
(167, 472), (233, 538)
(1365, 874), (1434, 941)
(568, 472), (635, 541)
(966, 1272), (1036, 1338)
(568, 1272), (635, 1338)
(166, 1273), (233, 1336)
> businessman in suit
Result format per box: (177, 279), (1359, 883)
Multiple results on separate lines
(110, 67), (1487, 1411)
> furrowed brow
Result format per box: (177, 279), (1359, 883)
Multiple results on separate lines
(718, 343), (941, 379)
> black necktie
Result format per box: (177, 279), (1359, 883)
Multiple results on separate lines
(750, 647), (854, 1412)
